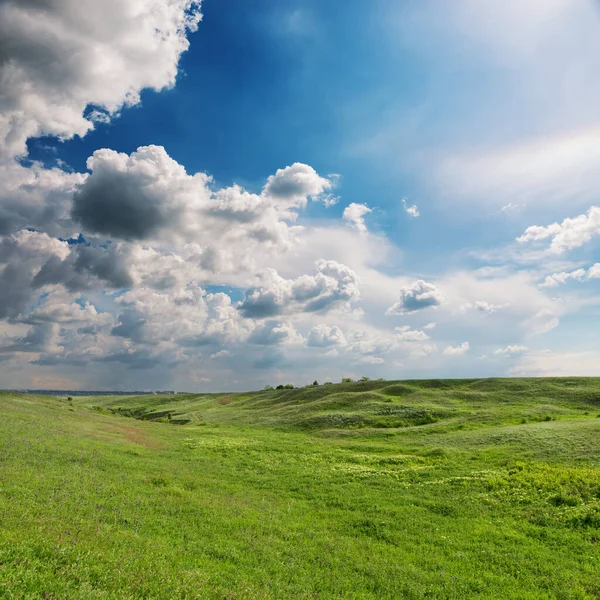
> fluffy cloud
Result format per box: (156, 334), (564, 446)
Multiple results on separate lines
(0, 229), (70, 319)
(0, 0), (202, 159)
(517, 206), (600, 253)
(69, 146), (338, 273)
(0, 160), (85, 235)
(263, 163), (335, 209)
(306, 324), (346, 347)
(386, 280), (445, 314)
(343, 203), (371, 233)
(442, 341), (469, 356)
(248, 321), (302, 346)
(238, 260), (359, 318)
(540, 264), (600, 287)
(0, 323), (61, 354)
(72, 146), (210, 241)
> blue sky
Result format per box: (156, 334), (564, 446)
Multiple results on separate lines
(2, 0), (600, 390)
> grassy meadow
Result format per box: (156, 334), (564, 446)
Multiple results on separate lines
(1, 378), (600, 598)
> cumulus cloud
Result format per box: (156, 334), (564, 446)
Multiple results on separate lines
(238, 260), (359, 318)
(442, 341), (469, 356)
(0, 0), (202, 159)
(540, 264), (600, 287)
(517, 206), (600, 253)
(0, 323), (61, 354)
(0, 160), (85, 235)
(306, 324), (346, 347)
(0, 229), (70, 319)
(386, 280), (445, 314)
(263, 163), (335, 209)
(69, 146), (337, 275)
(343, 203), (372, 233)
(402, 198), (420, 217)
(72, 146), (210, 241)
(248, 321), (302, 346)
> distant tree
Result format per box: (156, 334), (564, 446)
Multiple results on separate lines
(276, 384), (285, 390)
(263, 385), (274, 391)
(324, 381), (333, 385)
(283, 384), (294, 389)
(360, 376), (370, 382)
(341, 377), (353, 383)
(312, 380), (319, 386)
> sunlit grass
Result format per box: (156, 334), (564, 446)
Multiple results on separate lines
(1, 378), (600, 598)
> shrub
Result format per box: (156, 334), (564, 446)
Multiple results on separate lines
(360, 376), (370, 382)
(263, 385), (274, 391)
(218, 396), (233, 405)
(312, 380), (319, 386)
(341, 377), (353, 383)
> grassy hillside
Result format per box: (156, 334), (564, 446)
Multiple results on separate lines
(1, 378), (600, 598)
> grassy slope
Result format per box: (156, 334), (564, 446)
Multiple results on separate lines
(1, 378), (600, 599)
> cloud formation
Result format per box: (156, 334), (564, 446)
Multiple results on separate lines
(343, 203), (371, 233)
(387, 280), (445, 314)
(238, 260), (359, 318)
(517, 206), (600, 253)
(0, 0), (202, 159)
(402, 198), (420, 217)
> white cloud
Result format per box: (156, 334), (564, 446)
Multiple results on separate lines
(540, 268), (587, 288)
(263, 163), (335, 209)
(306, 324), (346, 347)
(0, 160), (86, 235)
(395, 326), (429, 342)
(0, 0), (202, 159)
(494, 344), (528, 356)
(517, 206), (600, 253)
(238, 260), (359, 318)
(343, 203), (372, 233)
(442, 341), (469, 356)
(387, 280), (445, 314)
(461, 300), (505, 315)
(248, 321), (302, 346)
(402, 198), (420, 217)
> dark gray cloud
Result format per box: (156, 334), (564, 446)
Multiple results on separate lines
(72, 166), (180, 240)
(386, 280), (445, 314)
(0, 322), (57, 353)
(32, 244), (134, 291)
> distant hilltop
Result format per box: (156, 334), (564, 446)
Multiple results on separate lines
(2, 390), (176, 397)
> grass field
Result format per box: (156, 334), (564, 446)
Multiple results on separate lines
(2, 378), (600, 599)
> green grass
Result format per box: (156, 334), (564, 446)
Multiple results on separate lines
(2, 378), (600, 598)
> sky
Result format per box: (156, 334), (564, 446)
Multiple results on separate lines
(2, 0), (600, 391)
